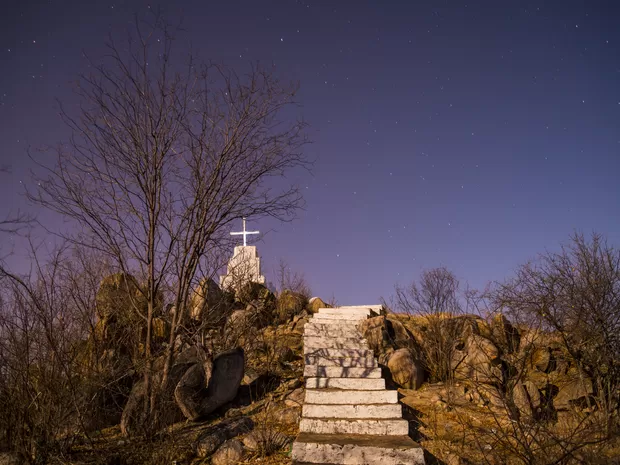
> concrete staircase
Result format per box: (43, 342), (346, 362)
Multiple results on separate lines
(292, 305), (425, 465)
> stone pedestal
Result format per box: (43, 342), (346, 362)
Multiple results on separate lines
(220, 246), (265, 292)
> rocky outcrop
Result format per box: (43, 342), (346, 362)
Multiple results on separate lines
(189, 278), (227, 322)
(275, 290), (307, 324)
(195, 416), (254, 458)
(450, 331), (503, 386)
(175, 348), (245, 421)
(211, 438), (245, 465)
(387, 348), (425, 390)
(307, 296), (329, 313)
(121, 347), (244, 435)
(513, 380), (542, 417)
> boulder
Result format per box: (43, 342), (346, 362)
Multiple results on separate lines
(387, 348), (425, 390)
(452, 334), (503, 385)
(308, 296), (330, 313)
(490, 313), (520, 353)
(467, 383), (505, 408)
(386, 317), (415, 349)
(96, 273), (141, 321)
(513, 380), (542, 417)
(211, 439), (245, 465)
(284, 387), (305, 407)
(553, 377), (594, 410)
(528, 346), (551, 373)
(188, 278), (227, 322)
(360, 316), (394, 362)
(195, 416), (254, 458)
(120, 356), (196, 436)
(152, 317), (169, 340)
(243, 428), (292, 454)
(175, 348), (245, 420)
(276, 290), (307, 323)
(273, 406), (301, 425)
(236, 282), (276, 308)
(466, 334), (500, 364)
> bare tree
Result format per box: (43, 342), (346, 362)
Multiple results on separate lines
(273, 258), (311, 298)
(393, 267), (463, 382)
(28, 15), (309, 430)
(436, 233), (620, 464)
(0, 167), (32, 236)
(495, 232), (620, 432)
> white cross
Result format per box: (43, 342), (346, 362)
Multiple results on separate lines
(230, 218), (259, 247)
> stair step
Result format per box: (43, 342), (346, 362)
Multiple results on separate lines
(339, 305), (383, 312)
(312, 313), (368, 321)
(304, 336), (368, 349)
(303, 403), (402, 419)
(304, 355), (377, 367)
(299, 418), (409, 436)
(291, 432), (424, 465)
(305, 319), (362, 328)
(304, 348), (374, 358)
(317, 307), (371, 316)
(304, 365), (381, 378)
(305, 389), (398, 405)
(305, 377), (385, 390)
(304, 325), (363, 338)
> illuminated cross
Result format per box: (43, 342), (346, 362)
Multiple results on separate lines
(230, 218), (260, 247)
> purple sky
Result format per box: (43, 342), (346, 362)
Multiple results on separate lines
(1, 1), (619, 305)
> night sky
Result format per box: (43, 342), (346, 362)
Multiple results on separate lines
(1, 1), (619, 305)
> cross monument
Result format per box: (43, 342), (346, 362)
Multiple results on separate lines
(220, 217), (266, 291)
(230, 217), (259, 246)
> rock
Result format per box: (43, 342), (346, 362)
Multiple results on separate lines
(291, 314), (309, 333)
(361, 316), (422, 367)
(174, 355), (213, 420)
(243, 367), (261, 385)
(513, 380), (541, 416)
(308, 296), (329, 313)
(529, 346), (551, 373)
(120, 356), (196, 436)
(273, 406), (301, 424)
(195, 416), (254, 458)
(451, 334), (503, 385)
(188, 278), (227, 322)
(360, 316), (396, 362)
(490, 313), (519, 353)
(385, 317), (411, 346)
(285, 378), (303, 390)
(554, 377), (594, 410)
(152, 317), (169, 340)
(224, 407), (244, 419)
(466, 334), (500, 364)
(175, 348), (245, 420)
(211, 439), (245, 465)
(236, 282), (275, 308)
(224, 307), (269, 340)
(96, 273), (141, 320)
(277, 346), (296, 363)
(284, 387), (305, 407)
(243, 428), (292, 454)
(276, 290), (307, 323)
(387, 348), (425, 390)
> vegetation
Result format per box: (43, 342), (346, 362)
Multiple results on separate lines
(385, 233), (620, 464)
